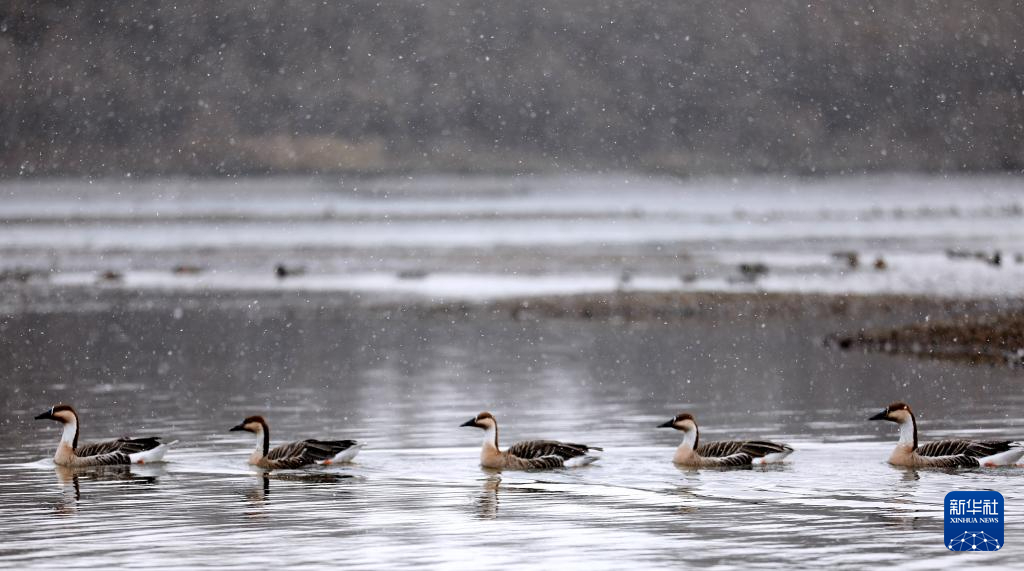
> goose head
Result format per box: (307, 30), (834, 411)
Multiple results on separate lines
(460, 411), (497, 430)
(658, 412), (697, 433)
(869, 401), (914, 424)
(34, 404), (78, 425)
(230, 415), (268, 433)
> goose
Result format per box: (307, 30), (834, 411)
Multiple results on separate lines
(34, 404), (172, 467)
(459, 411), (601, 470)
(658, 413), (793, 467)
(230, 415), (362, 469)
(869, 401), (1023, 468)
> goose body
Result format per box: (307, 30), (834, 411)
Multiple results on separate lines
(35, 404), (172, 467)
(460, 412), (601, 470)
(870, 402), (1023, 468)
(658, 413), (793, 467)
(230, 415), (362, 469)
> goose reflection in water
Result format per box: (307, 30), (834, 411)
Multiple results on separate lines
(473, 476), (578, 520)
(51, 464), (161, 515)
(242, 470), (357, 517)
(475, 475), (502, 519)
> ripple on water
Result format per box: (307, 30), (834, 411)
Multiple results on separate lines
(3, 302), (1023, 568)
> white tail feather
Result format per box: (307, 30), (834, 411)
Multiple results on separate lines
(979, 445), (1024, 467)
(129, 440), (177, 464)
(752, 449), (794, 465)
(319, 443), (363, 465)
(564, 453), (601, 468)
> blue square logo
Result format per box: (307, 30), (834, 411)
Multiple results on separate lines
(945, 491), (1004, 551)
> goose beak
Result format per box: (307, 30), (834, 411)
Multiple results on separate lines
(868, 409), (889, 421)
(34, 409), (55, 420)
(657, 419), (675, 428)
(229, 423), (246, 432)
(460, 418), (478, 428)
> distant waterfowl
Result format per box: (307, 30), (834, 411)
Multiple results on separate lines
(171, 264), (203, 275)
(396, 269), (429, 280)
(737, 262), (769, 282)
(869, 401), (1023, 468)
(230, 415), (362, 469)
(35, 404), (172, 467)
(832, 251), (860, 269)
(658, 413), (793, 467)
(274, 264), (305, 279)
(460, 412), (602, 470)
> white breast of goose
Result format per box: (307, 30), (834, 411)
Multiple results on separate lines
(52, 409), (85, 466)
(54, 443), (78, 467)
(670, 415), (702, 466)
(672, 446), (700, 466)
(888, 443), (920, 467)
(479, 426), (505, 469)
(250, 448), (269, 467)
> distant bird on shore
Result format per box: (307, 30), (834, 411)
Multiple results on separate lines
(945, 249), (1005, 266)
(737, 262), (769, 282)
(230, 415), (361, 469)
(172, 264), (204, 275)
(832, 251), (860, 269)
(35, 404), (172, 467)
(617, 268), (633, 290)
(869, 401), (1023, 468)
(274, 264), (306, 279)
(460, 412), (602, 470)
(658, 413), (793, 467)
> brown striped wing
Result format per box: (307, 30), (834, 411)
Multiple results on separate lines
(265, 456), (319, 470)
(696, 441), (744, 458)
(75, 451), (134, 466)
(514, 455), (568, 470)
(506, 440), (596, 461)
(738, 440), (793, 457)
(266, 439), (358, 467)
(702, 453), (754, 467)
(917, 439), (1015, 459)
(76, 437), (162, 457)
(919, 454), (981, 468)
(698, 440), (791, 459)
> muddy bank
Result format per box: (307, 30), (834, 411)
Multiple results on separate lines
(826, 312), (1024, 367)
(409, 291), (1024, 368)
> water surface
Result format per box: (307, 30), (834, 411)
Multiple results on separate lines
(1, 299), (1022, 568)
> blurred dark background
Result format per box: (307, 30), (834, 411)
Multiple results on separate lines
(2, 1), (1022, 177)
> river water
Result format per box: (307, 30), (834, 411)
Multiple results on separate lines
(1, 296), (1021, 569)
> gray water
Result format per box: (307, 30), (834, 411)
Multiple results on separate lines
(1, 297), (1022, 569)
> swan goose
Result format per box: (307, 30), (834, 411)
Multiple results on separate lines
(658, 413), (793, 467)
(869, 401), (1023, 468)
(230, 415), (362, 469)
(460, 411), (601, 470)
(34, 404), (172, 467)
